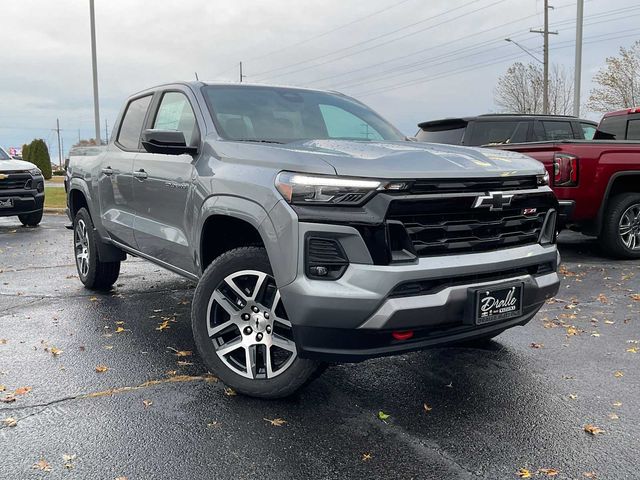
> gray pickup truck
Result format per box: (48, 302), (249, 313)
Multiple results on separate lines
(0, 146), (45, 226)
(66, 82), (560, 398)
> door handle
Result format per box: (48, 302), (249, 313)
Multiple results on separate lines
(101, 167), (114, 176)
(133, 169), (148, 180)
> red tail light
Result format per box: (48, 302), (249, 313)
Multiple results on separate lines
(553, 153), (578, 187)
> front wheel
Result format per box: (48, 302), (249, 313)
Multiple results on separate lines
(18, 209), (43, 227)
(73, 207), (121, 290)
(600, 193), (640, 259)
(192, 247), (324, 398)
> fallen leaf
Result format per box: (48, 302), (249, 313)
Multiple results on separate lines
(263, 417), (287, 427)
(0, 385), (4, 392)
(614, 370), (624, 378)
(626, 347), (638, 353)
(565, 326), (579, 337)
(1, 395), (16, 403)
(156, 320), (170, 331)
(95, 365), (109, 373)
(597, 294), (609, 304)
(530, 342), (544, 349)
(604, 320), (615, 325)
(207, 421), (219, 427)
(362, 453), (372, 462)
(517, 468), (532, 478)
(223, 387), (236, 396)
(167, 347), (192, 357)
(142, 400), (153, 408)
(166, 370), (177, 376)
(423, 403), (433, 413)
(568, 394), (577, 400)
(584, 424), (605, 435)
(33, 459), (52, 471)
(103, 345), (113, 350)
(50, 347), (63, 357)
(115, 477), (128, 480)
(583, 472), (597, 478)
(630, 294), (640, 301)
(2, 417), (17, 427)
(613, 401), (622, 407)
(538, 468), (559, 477)
(115, 327), (126, 333)
(177, 360), (193, 366)
(0, 339), (7, 345)
(63, 454), (76, 469)
(14, 386), (32, 396)
(89, 296), (98, 302)
(608, 413), (619, 420)
(377, 411), (391, 421)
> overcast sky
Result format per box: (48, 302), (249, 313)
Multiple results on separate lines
(1, 0), (638, 161)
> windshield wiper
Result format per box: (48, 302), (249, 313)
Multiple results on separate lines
(234, 139), (285, 144)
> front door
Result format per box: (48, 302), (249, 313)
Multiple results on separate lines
(98, 94), (152, 247)
(131, 91), (200, 274)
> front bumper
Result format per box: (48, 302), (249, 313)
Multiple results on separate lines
(280, 224), (560, 362)
(0, 191), (44, 216)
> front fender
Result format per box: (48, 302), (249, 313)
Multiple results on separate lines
(197, 195), (299, 286)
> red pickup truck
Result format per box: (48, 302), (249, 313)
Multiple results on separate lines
(492, 137), (640, 259)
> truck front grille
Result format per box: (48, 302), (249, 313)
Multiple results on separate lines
(386, 193), (554, 257)
(0, 173), (31, 190)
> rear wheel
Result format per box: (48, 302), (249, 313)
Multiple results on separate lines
(192, 247), (324, 398)
(73, 207), (120, 290)
(600, 193), (640, 259)
(18, 209), (43, 227)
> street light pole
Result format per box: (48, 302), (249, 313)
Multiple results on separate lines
(89, 0), (101, 144)
(531, 0), (558, 115)
(573, 0), (584, 116)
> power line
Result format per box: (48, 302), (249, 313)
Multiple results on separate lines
(254, 0), (495, 80)
(331, 6), (640, 93)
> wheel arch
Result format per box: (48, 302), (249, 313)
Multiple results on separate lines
(197, 195), (298, 286)
(595, 171), (640, 235)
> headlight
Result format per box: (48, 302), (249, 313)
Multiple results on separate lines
(276, 172), (401, 205)
(29, 168), (42, 176)
(536, 171), (550, 186)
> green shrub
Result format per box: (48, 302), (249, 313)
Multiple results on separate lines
(21, 143), (30, 162)
(26, 139), (52, 179)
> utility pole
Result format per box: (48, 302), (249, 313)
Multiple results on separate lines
(89, 0), (101, 143)
(239, 62), (247, 83)
(104, 119), (109, 144)
(78, 129), (81, 143)
(531, 0), (558, 114)
(573, 0), (584, 116)
(55, 118), (62, 169)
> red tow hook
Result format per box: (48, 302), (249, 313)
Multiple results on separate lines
(392, 330), (414, 341)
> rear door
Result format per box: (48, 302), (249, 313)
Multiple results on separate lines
(98, 94), (152, 247)
(131, 88), (201, 274)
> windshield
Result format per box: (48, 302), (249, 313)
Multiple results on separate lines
(0, 147), (10, 160)
(202, 85), (405, 144)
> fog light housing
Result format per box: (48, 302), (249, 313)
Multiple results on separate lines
(539, 209), (558, 245)
(305, 236), (349, 280)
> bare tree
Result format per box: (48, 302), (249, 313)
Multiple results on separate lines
(494, 62), (573, 115)
(587, 40), (640, 113)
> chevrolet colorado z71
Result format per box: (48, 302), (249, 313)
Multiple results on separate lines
(66, 83), (560, 398)
(0, 146), (45, 226)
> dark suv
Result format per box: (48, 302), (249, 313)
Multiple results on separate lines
(416, 114), (597, 146)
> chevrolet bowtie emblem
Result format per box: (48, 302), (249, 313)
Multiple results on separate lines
(0, 174), (8, 180)
(473, 192), (514, 211)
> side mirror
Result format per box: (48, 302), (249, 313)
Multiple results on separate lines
(64, 158), (70, 170)
(141, 129), (198, 155)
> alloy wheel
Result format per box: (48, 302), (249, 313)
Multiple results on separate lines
(206, 270), (297, 379)
(74, 219), (90, 278)
(619, 203), (640, 250)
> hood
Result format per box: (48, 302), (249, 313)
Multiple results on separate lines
(279, 140), (545, 179)
(0, 158), (37, 172)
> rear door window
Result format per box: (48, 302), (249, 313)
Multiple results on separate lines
(626, 119), (640, 140)
(117, 95), (153, 150)
(541, 121), (575, 140)
(594, 115), (627, 140)
(467, 121), (529, 145)
(580, 122), (597, 140)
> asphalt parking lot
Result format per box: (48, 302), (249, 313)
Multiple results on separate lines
(0, 215), (638, 480)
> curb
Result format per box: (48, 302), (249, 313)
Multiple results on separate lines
(44, 208), (66, 214)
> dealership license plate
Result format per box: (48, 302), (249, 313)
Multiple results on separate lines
(475, 283), (523, 325)
(0, 198), (13, 209)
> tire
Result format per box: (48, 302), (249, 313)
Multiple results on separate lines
(73, 207), (121, 290)
(18, 209), (43, 227)
(599, 193), (640, 259)
(192, 246), (324, 399)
